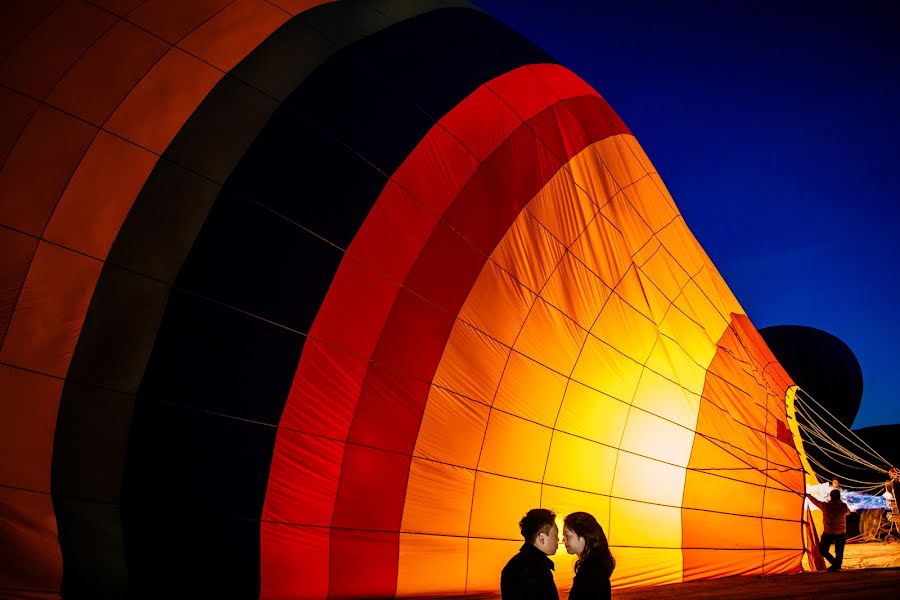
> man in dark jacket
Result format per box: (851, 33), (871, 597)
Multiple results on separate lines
(501, 508), (560, 600)
(807, 489), (851, 572)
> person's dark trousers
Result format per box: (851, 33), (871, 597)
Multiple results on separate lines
(819, 533), (847, 571)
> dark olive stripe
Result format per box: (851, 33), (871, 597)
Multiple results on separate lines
(52, 3), (558, 598)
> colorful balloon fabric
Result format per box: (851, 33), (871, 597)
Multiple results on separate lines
(0, 1), (812, 598)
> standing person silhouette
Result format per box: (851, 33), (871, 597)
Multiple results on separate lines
(807, 489), (851, 572)
(562, 512), (616, 599)
(501, 508), (560, 600)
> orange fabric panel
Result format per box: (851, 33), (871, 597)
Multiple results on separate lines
(466, 538), (523, 593)
(103, 47), (223, 154)
(43, 131), (157, 259)
(527, 171), (599, 247)
(0, 227), (38, 344)
(544, 431), (617, 495)
(0, 0), (116, 99)
(611, 454), (685, 509)
(0, 86), (39, 166)
(458, 261), (536, 347)
(565, 144), (621, 211)
(555, 380), (629, 446)
(571, 334), (643, 402)
(612, 547), (682, 588)
(541, 253), (612, 331)
(656, 216), (706, 279)
(400, 459), (474, 537)
(683, 469), (765, 516)
(599, 193), (653, 257)
(178, 0), (291, 72)
(493, 351), (567, 427)
(641, 246), (690, 304)
(513, 298), (586, 375)
(622, 176), (678, 234)
(127, 0), (234, 44)
(672, 279), (730, 344)
(46, 20), (169, 126)
(0, 242), (102, 377)
(413, 386), (489, 469)
(259, 522), (329, 600)
(0, 365), (63, 491)
(433, 319), (509, 404)
(0, 487), (61, 592)
(762, 549), (803, 575)
(589, 292), (657, 364)
(468, 472), (541, 539)
(683, 549), (764, 580)
(682, 510), (763, 549)
(477, 411), (552, 482)
(491, 211), (567, 293)
(761, 517), (803, 550)
(568, 212), (634, 290)
(0, 104), (97, 236)
(396, 534), (468, 597)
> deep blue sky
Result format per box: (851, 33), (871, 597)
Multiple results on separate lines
(477, 1), (899, 429)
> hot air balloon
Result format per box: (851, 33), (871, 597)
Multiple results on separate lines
(1, 1), (813, 598)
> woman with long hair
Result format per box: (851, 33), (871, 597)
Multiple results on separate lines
(562, 512), (615, 599)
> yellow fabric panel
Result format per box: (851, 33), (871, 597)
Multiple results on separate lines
(493, 351), (567, 427)
(467, 538), (522, 593)
(544, 431), (617, 495)
(672, 280), (730, 348)
(571, 335), (643, 403)
(589, 292), (658, 364)
(591, 136), (649, 198)
(611, 548), (682, 588)
(658, 306), (716, 371)
(478, 411), (552, 481)
(611, 455), (685, 510)
(457, 260), (536, 347)
(632, 268), (673, 325)
(639, 246), (690, 304)
(622, 177), (678, 234)
(598, 194), (653, 257)
(691, 266), (741, 326)
(567, 142), (621, 210)
(413, 386), (489, 469)
(632, 236), (662, 267)
(396, 533), (468, 597)
(555, 380), (629, 447)
(541, 485), (611, 531)
(644, 335), (707, 396)
(401, 458), (474, 536)
(762, 517), (803, 550)
(762, 487), (801, 521)
(540, 252), (612, 331)
(619, 409), (695, 468)
(683, 549), (764, 580)
(568, 212), (634, 289)
(513, 298), (587, 375)
(432, 319), (510, 404)
(630, 368), (702, 430)
(682, 510), (762, 549)
(682, 470), (765, 516)
(784, 386), (819, 489)
(468, 472), (541, 539)
(656, 217), (706, 281)
(490, 210), (566, 292)
(526, 167), (600, 246)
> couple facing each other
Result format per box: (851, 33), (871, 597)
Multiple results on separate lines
(501, 508), (615, 600)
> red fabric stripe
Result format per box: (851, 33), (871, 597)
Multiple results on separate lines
(261, 64), (628, 598)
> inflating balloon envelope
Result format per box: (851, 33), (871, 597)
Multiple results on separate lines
(0, 1), (828, 598)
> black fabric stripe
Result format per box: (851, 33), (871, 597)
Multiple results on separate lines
(53, 3), (559, 598)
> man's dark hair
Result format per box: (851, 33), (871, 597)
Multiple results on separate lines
(830, 489), (841, 501)
(519, 508), (556, 543)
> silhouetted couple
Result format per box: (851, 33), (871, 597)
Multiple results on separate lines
(500, 508), (615, 600)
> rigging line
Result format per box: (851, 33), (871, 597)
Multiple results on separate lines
(792, 405), (889, 472)
(805, 456), (887, 487)
(797, 431), (886, 474)
(795, 422), (886, 471)
(795, 388), (891, 466)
